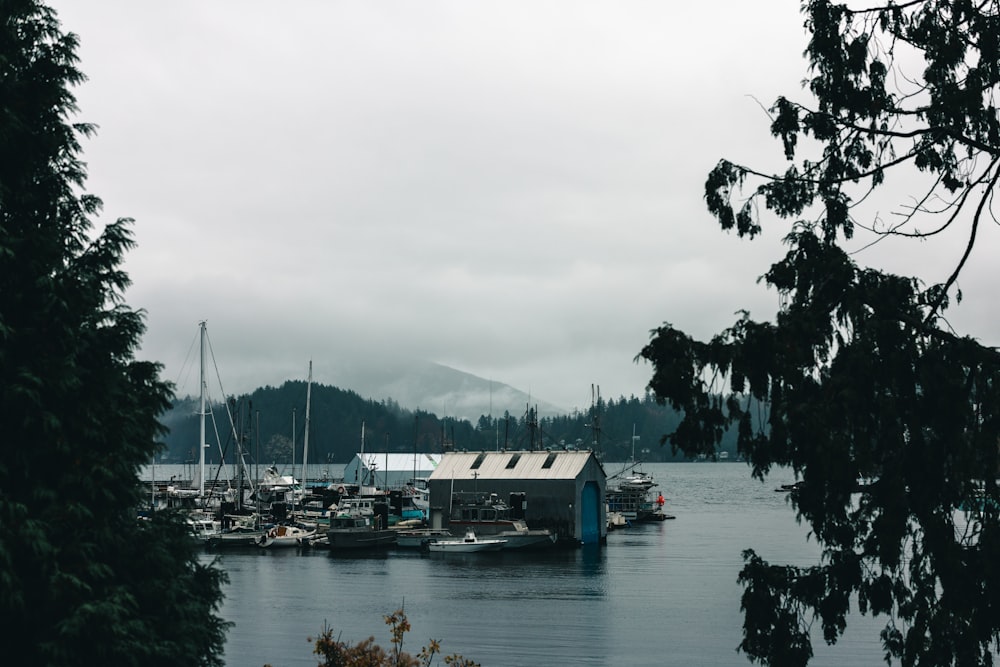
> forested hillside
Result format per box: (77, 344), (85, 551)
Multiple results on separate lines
(159, 381), (737, 464)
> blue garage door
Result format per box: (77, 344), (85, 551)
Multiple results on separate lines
(580, 481), (601, 545)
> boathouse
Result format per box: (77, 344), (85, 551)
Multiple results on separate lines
(426, 449), (607, 546)
(341, 452), (441, 491)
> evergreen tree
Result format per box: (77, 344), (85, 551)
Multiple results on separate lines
(0, 2), (228, 664)
(642, 2), (1000, 665)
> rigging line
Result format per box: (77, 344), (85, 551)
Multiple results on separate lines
(203, 327), (255, 491)
(208, 403), (232, 488)
(174, 326), (200, 393)
(204, 329), (240, 451)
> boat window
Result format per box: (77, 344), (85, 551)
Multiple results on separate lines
(471, 453), (486, 469)
(542, 452), (558, 468)
(505, 453), (521, 469)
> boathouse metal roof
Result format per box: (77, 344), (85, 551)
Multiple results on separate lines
(349, 452), (442, 473)
(429, 450), (596, 481)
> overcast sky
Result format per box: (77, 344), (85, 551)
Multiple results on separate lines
(48, 2), (1000, 414)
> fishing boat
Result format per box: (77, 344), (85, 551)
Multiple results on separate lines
(425, 529), (506, 553)
(402, 479), (430, 514)
(605, 429), (671, 522)
(254, 466), (306, 515)
(335, 496), (378, 517)
(256, 523), (316, 548)
(325, 514), (396, 550)
(388, 487), (428, 524)
(290, 499), (336, 524)
(448, 492), (557, 549)
(186, 512), (222, 542)
(331, 488), (426, 527)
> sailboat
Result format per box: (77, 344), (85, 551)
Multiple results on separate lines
(301, 361), (312, 502)
(256, 523), (317, 548)
(183, 321), (266, 547)
(173, 322), (221, 540)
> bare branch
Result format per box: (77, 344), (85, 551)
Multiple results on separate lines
(925, 155), (1000, 322)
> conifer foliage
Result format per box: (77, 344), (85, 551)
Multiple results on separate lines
(641, 1), (1000, 665)
(0, 2), (228, 664)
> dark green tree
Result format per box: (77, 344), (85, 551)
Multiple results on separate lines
(0, 2), (228, 665)
(641, 1), (1000, 665)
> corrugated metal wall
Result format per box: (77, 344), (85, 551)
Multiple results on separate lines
(427, 450), (607, 545)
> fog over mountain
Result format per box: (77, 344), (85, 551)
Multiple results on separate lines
(320, 357), (570, 423)
(169, 331), (586, 425)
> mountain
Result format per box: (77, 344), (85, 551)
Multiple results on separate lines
(157, 355), (708, 465)
(321, 358), (567, 423)
(158, 359), (571, 463)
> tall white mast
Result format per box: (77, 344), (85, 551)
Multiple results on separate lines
(198, 320), (207, 497)
(302, 361), (312, 493)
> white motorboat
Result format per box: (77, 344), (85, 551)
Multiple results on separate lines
(606, 506), (628, 530)
(619, 470), (656, 492)
(186, 512), (222, 542)
(425, 530), (506, 553)
(393, 527), (453, 549)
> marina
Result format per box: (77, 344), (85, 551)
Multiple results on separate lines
(148, 440), (681, 558)
(208, 463), (887, 666)
(151, 325), (617, 553)
(20, 5), (998, 667)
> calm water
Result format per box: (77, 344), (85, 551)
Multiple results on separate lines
(196, 463), (886, 666)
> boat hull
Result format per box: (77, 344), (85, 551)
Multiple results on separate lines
(446, 522), (557, 550)
(495, 530), (557, 550)
(426, 537), (506, 553)
(325, 514), (397, 550)
(207, 530), (266, 548)
(325, 530), (397, 550)
(257, 524), (317, 548)
(394, 528), (452, 549)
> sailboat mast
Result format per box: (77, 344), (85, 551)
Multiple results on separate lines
(590, 384), (602, 456)
(358, 419), (365, 486)
(199, 320), (207, 497)
(302, 361), (312, 494)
